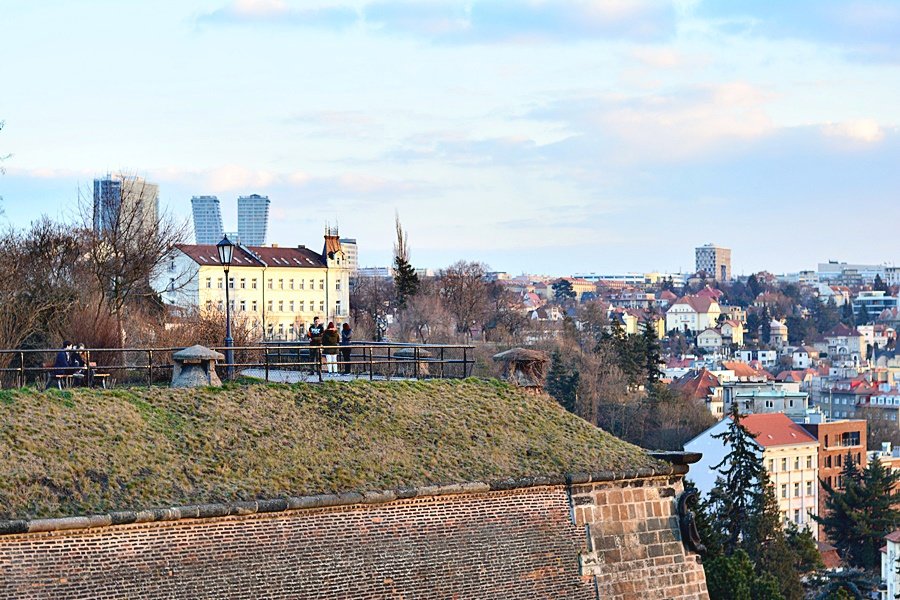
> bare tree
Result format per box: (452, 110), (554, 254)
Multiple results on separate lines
(0, 219), (81, 372)
(349, 275), (394, 341)
(438, 260), (490, 337)
(78, 173), (191, 347)
(395, 279), (453, 343)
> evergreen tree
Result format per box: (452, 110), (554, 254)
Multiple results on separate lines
(747, 274), (762, 299)
(813, 451), (863, 564)
(857, 457), (900, 569)
(392, 214), (419, 308)
(641, 319), (662, 387)
(814, 297), (840, 334)
(552, 279), (576, 303)
(874, 274), (889, 293)
(711, 404), (766, 552)
(545, 350), (579, 413)
(857, 302), (870, 325)
(784, 522), (824, 575)
(841, 301), (855, 327)
(745, 470), (803, 600)
(760, 307), (772, 345)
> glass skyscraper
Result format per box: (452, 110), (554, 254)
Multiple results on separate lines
(237, 194), (270, 246)
(191, 196), (225, 244)
(93, 175), (159, 235)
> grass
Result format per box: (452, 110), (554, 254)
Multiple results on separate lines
(0, 379), (661, 520)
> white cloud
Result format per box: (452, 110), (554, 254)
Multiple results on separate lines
(822, 119), (885, 143)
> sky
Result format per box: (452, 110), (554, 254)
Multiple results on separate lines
(1, 0), (899, 276)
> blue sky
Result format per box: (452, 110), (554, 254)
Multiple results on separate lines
(1, 0), (899, 275)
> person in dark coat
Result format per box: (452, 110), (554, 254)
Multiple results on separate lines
(307, 317), (324, 371)
(321, 322), (340, 374)
(52, 341), (73, 378)
(340, 323), (352, 375)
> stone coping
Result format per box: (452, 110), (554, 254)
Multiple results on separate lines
(0, 461), (690, 536)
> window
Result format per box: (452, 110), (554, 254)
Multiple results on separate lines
(806, 481), (813, 496)
(794, 457), (800, 470)
(217, 278), (223, 289)
(769, 459), (775, 472)
(806, 456), (813, 469)
(240, 278), (246, 289)
(288, 323), (295, 335)
(279, 278), (284, 289)
(289, 279), (295, 290)
(278, 301), (284, 312)
(251, 300), (258, 312)
(205, 277), (212, 289)
(837, 454), (843, 467)
(794, 509), (801, 524)
(267, 324), (273, 336)
(278, 323), (284, 335)
(781, 458), (788, 471)
(268, 278), (273, 289)
(289, 301), (295, 312)
(205, 301), (212, 310)
(299, 301), (305, 312)
(336, 300), (342, 315)
(239, 300), (246, 311)
(336, 280), (341, 291)
(793, 482), (800, 497)
(217, 301), (224, 311)
(319, 301), (325, 313)
(252, 278), (258, 289)
(229, 277), (234, 289)
(319, 279), (325, 290)
(825, 455), (832, 468)
(781, 484), (787, 498)
(229, 300), (234, 311)
(299, 280), (305, 290)
(267, 300), (273, 312)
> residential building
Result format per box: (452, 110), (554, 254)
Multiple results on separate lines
(93, 174), (159, 235)
(882, 531), (900, 600)
(191, 196), (225, 244)
(237, 194), (271, 246)
(671, 368), (723, 417)
(817, 261), (886, 285)
(768, 319), (789, 348)
(732, 351), (778, 370)
(685, 412), (819, 537)
(339, 238), (358, 272)
(695, 244), (732, 282)
(886, 267), (900, 288)
(853, 291), (899, 323)
(720, 320), (744, 346)
(792, 347), (819, 369)
(814, 324), (866, 365)
(158, 232), (350, 340)
(722, 305), (747, 324)
(697, 328), (724, 352)
(800, 420), (866, 541)
(665, 295), (721, 334)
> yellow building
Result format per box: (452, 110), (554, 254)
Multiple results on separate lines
(160, 233), (350, 340)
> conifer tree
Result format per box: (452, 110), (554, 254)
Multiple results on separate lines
(392, 214), (419, 308)
(641, 319), (662, 387)
(711, 404), (765, 553)
(545, 350), (579, 413)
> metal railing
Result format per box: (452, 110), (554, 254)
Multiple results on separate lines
(0, 343), (475, 389)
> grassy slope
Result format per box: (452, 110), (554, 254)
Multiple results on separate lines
(0, 379), (660, 520)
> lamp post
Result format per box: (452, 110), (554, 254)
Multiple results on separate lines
(217, 235), (235, 379)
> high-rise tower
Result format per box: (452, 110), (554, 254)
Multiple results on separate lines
(237, 194), (270, 246)
(191, 196), (225, 244)
(695, 244), (732, 282)
(93, 174), (159, 235)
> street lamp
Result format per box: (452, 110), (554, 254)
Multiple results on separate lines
(217, 234), (235, 379)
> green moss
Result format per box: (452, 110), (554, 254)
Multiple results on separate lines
(0, 379), (660, 520)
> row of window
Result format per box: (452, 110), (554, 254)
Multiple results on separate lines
(824, 453), (862, 469)
(205, 277), (339, 291)
(780, 481), (815, 498)
(780, 509), (808, 525)
(205, 300), (334, 314)
(767, 456), (814, 472)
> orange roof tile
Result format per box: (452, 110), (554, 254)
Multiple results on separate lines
(741, 413), (818, 448)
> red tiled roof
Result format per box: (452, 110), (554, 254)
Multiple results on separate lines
(886, 530), (900, 543)
(721, 361), (762, 378)
(696, 286), (724, 301)
(741, 413), (818, 448)
(671, 369), (720, 400)
(177, 244), (325, 268)
(824, 323), (861, 338)
(672, 295), (718, 313)
(657, 290), (678, 301)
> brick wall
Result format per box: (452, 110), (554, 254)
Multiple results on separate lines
(0, 478), (707, 600)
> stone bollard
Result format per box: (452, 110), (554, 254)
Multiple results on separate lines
(171, 345), (225, 388)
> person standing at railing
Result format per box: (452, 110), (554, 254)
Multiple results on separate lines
(322, 322), (340, 374)
(307, 316), (324, 372)
(340, 322), (352, 375)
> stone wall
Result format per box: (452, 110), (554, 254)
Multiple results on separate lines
(0, 477), (707, 600)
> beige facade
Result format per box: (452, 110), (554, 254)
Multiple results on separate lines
(159, 237), (350, 340)
(763, 443), (819, 537)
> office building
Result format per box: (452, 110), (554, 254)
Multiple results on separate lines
(237, 194), (270, 246)
(93, 175), (159, 235)
(695, 244), (731, 282)
(339, 238), (358, 272)
(191, 196), (225, 244)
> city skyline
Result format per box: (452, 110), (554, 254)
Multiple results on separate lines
(2, 1), (900, 274)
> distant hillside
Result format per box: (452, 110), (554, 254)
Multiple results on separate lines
(0, 379), (659, 520)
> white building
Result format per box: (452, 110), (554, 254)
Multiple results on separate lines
(665, 296), (722, 334)
(158, 233), (350, 340)
(339, 238), (358, 272)
(882, 531), (900, 600)
(685, 412), (819, 538)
